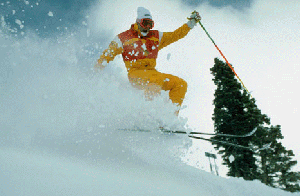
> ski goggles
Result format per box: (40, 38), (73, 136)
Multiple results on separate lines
(139, 18), (154, 29)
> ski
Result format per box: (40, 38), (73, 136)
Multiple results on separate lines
(188, 134), (272, 152)
(189, 128), (257, 138)
(119, 127), (270, 152)
(160, 128), (257, 138)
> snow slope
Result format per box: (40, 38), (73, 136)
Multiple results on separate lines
(0, 131), (298, 196)
(0, 12), (299, 196)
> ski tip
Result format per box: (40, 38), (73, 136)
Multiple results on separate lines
(246, 127), (257, 136)
(254, 142), (272, 152)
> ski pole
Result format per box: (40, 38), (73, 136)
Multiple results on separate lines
(198, 20), (251, 96)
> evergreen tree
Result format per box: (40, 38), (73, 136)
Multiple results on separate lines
(256, 125), (283, 187)
(277, 148), (300, 192)
(210, 58), (269, 180)
(210, 58), (300, 192)
(258, 125), (300, 192)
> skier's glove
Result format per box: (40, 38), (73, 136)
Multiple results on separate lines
(187, 11), (201, 29)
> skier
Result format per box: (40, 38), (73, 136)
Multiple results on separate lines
(95, 7), (201, 114)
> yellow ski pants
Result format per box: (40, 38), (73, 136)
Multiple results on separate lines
(128, 69), (187, 106)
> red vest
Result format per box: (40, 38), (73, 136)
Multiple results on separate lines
(118, 24), (159, 62)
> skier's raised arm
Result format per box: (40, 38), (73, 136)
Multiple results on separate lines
(158, 11), (201, 51)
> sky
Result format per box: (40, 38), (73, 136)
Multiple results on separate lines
(0, 0), (252, 37)
(1, 0), (300, 174)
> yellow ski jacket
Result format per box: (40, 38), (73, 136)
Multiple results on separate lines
(97, 23), (191, 73)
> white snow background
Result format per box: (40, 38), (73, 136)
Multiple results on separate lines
(1, 0), (300, 195)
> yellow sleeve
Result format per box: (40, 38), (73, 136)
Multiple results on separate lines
(97, 38), (123, 64)
(158, 23), (191, 51)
